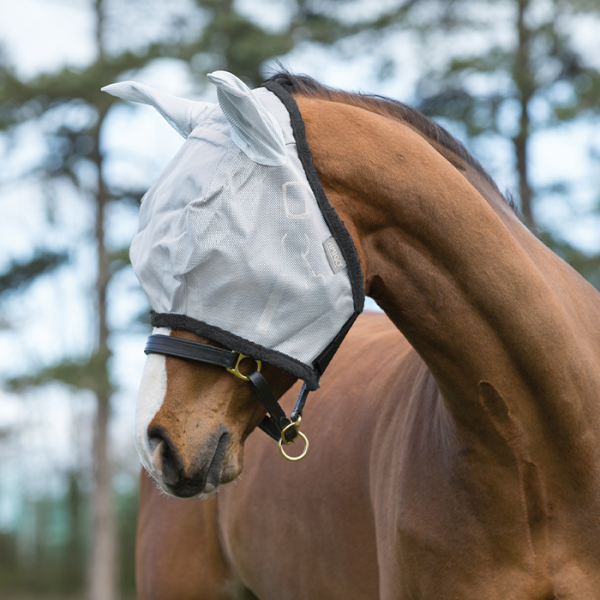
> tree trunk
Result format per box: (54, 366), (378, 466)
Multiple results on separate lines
(88, 0), (118, 598)
(513, 0), (535, 228)
(66, 470), (84, 589)
(89, 390), (117, 600)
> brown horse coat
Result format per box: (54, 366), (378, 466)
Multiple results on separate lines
(136, 82), (600, 600)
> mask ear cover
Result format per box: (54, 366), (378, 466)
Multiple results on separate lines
(208, 71), (287, 167)
(101, 81), (211, 138)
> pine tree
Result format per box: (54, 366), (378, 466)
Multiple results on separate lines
(0, 0), (375, 596)
(407, 0), (600, 284)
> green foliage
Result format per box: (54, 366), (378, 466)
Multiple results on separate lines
(117, 484), (139, 595)
(0, 251), (67, 297)
(0, 474), (139, 596)
(409, 0), (600, 267)
(416, 5), (600, 133)
(174, 0), (388, 86)
(108, 246), (132, 276)
(7, 349), (113, 397)
(190, 12), (294, 84)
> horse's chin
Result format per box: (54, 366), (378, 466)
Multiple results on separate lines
(219, 459), (243, 486)
(148, 451), (244, 499)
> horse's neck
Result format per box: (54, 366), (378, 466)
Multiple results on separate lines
(300, 96), (600, 457)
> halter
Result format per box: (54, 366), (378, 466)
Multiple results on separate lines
(144, 334), (310, 461)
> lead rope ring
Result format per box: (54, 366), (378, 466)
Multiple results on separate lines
(227, 352), (309, 461)
(278, 416), (309, 462)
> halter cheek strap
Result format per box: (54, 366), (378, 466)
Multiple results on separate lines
(144, 334), (310, 459)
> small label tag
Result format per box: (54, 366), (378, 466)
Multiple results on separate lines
(323, 236), (346, 274)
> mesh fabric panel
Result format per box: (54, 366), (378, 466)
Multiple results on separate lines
(130, 88), (355, 373)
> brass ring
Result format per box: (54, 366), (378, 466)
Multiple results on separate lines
(278, 421), (309, 462)
(226, 352), (262, 381)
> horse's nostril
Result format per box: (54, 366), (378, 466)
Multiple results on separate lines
(146, 426), (231, 497)
(148, 429), (184, 486)
(151, 440), (165, 476)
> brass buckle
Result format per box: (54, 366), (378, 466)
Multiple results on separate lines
(278, 416), (309, 462)
(226, 352), (262, 381)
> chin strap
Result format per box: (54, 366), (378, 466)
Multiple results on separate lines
(144, 334), (310, 461)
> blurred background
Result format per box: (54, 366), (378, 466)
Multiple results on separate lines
(0, 0), (599, 598)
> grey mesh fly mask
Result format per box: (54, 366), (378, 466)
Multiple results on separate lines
(102, 72), (364, 454)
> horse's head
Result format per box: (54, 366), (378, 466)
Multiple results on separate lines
(135, 328), (297, 497)
(103, 72), (363, 497)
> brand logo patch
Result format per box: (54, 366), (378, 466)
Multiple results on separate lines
(323, 237), (346, 274)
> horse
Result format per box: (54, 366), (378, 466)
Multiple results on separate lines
(127, 73), (600, 599)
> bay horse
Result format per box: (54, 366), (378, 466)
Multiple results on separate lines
(133, 74), (600, 599)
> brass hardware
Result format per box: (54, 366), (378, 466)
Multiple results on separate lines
(227, 352), (262, 381)
(278, 417), (309, 462)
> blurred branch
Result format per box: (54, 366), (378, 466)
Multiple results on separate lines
(6, 349), (113, 397)
(0, 250), (68, 298)
(108, 245), (131, 276)
(0, 45), (176, 129)
(109, 186), (146, 206)
(132, 306), (152, 330)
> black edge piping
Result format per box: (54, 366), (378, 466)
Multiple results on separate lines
(313, 311), (360, 376)
(262, 80), (365, 314)
(151, 312), (320, 391)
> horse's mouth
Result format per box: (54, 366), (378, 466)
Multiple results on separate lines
(149, 428), (233, 498)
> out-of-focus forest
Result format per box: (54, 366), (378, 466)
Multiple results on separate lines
(0, 0), (599, 598)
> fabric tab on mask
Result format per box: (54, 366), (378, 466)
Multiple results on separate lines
(323, 237), (346, 274)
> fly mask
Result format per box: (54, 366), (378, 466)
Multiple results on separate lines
(102, 72), (364, 456)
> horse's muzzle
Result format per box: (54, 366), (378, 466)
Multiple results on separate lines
(148, 426), (231, 497)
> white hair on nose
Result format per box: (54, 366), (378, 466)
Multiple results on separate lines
(134, 327), (170, 478)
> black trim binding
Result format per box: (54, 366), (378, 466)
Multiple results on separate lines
(313, 312), (360, 376)
(151, 311), (320, 391)
(261, 80), (365, 315)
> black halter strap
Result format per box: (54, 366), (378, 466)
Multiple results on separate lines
(145, 334), (237, 369)
(144, 334), (308, 444)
